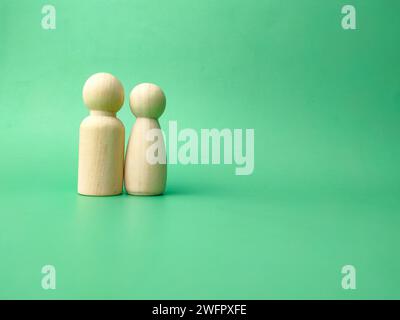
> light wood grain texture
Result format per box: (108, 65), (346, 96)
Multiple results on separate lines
(125, 83), (167, 196)
(78, 73), (125, 196)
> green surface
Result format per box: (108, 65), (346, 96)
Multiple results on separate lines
(1, 0), (400, 299)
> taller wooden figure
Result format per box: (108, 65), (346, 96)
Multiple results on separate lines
(125, 83), (167, 195)
(78, 72), (125, 196)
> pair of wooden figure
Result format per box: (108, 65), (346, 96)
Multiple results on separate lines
(78, 72), (166, 196)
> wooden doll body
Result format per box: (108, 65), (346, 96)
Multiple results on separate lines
(78, 111), (124, 196)
(125, 117), (166, 195)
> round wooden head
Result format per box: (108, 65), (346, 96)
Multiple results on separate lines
(82, 72), (124, 113)
(129, 83), (166, 119)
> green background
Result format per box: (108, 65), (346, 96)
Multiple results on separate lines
(1, 0), (400, 299)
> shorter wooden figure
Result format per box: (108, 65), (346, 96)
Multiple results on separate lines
(124, 83), (167, 196)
